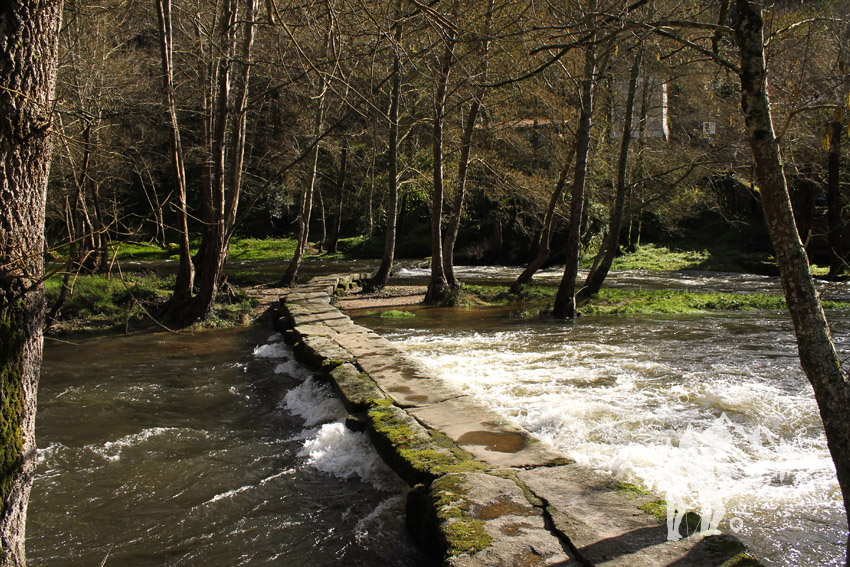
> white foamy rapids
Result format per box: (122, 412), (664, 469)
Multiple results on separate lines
(91, 427), (185, 462)
(284, 378), (347, 427)
(299, 423), (400, 490)
(253, 341), (292, 359)
(389, 328), (844, 549)
(274, 358), (311, 380)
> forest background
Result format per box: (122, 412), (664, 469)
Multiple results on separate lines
(45, 0), (849, 327)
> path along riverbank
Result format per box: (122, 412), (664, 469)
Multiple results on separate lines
(275, 273), (762, 567)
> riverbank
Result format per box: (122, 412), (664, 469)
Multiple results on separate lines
(277, 272), (763, 566)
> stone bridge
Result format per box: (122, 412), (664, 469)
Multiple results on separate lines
(274, 273), (760, 567)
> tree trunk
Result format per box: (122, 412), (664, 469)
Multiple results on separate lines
(157, 0), (194, 308)
(424, 27), (455, 304)
(327, 139), (347, 254)
(371, 21), (402, 290)
(281, 101), (324, 287)
(316, 182), (326, 253)
(580, 49), (642, 299)
(827, 119), (843, 277)
(187, 0), (257, 321)
(443, 0), (494, 289)
(510, 145), (575, 294)
(0, 0), (62, 564)
(553, 48), (596, 319)
(735, 3), (850, 564)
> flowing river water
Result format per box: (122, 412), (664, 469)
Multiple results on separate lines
(28, 325), (430, 566)
(353, 266), (850, 567)
(27, 264), (850, 566)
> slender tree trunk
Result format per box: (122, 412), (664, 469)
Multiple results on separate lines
(371, 19), (403, 290)
(424, 26), (455, 304)
(327, 138), (347, 254)
(553, 48), (596, 319)
(0, 0), (62, 564)
(827, 119), (843, 277)
(443, 0), (494, 289)
(157, 0), (194, 308)
(735, 4), (850, 564)
(629, 71), (650, 249)
(281, 105), (323, 287)
(510, 145), (576, 294)
(580, 49), (642, 299)
(316, 183), (326, 253)
(188, 0), (257, 321)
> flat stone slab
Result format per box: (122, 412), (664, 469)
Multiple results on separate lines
(408, 397), (566, 468)
(297, 334), (354, 368)
(418, 472), (574, 567)
(333, 332), (398, 358)
(517, 465), (757, 567)
(357, 354), (461, 407)
(328, 363), (387, 412)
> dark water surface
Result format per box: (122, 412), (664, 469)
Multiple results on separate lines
(29, 325), (429, 566)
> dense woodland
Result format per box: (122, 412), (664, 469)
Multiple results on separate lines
(47, 0), (849, 308)
(2, 0), (850, 565)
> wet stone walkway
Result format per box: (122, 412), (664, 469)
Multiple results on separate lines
(275, 274), (761, 567)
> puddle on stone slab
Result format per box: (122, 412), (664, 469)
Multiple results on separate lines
(457, 430), (527, 453)
(475, 496), (537, 520)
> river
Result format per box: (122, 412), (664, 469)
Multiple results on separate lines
(28, 325), (430, 566)
(27, 265), (850, 566)
(354, 266), (850, 567)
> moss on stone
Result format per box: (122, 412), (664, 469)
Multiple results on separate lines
(431, 474), (493, 557)
(368, 405), (488, 484)
(321, 358), (345, 371)
(615, 481), (651, 497)
(442, 518), (491, 556)
(703, 535), (764, 567)
(638, 499), (668, 522)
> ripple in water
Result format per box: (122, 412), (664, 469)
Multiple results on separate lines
(30, 329), (428, 567)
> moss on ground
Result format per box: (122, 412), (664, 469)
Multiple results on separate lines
(581, 288), (850, 315)
(43, 271), (258, 335)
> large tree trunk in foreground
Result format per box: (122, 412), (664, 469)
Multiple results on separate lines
(553, 48), (596, 319)
(735, 2), (850, 564)
(510, 145), (575, 294)
(580, 49), (642, 299)
(0, 0), (62, 564)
